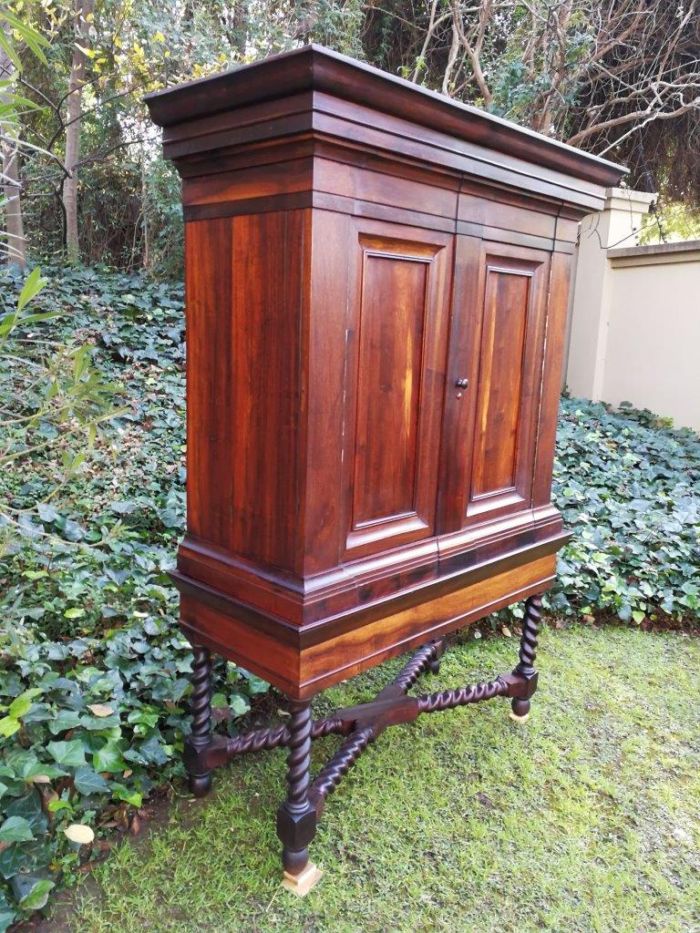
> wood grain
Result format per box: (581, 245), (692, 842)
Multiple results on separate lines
(145, 46), (619, 698)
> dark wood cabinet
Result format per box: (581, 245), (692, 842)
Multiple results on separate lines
(146, 45), (624, 893)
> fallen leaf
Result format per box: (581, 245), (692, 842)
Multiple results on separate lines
(501, 626), (512, 638)
(87, 704), (114, 717)
(64, 824), (95, 845)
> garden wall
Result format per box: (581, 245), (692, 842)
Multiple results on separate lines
(566, 188), (700, 432)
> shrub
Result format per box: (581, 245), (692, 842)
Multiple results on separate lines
(553, 398), (699, 625)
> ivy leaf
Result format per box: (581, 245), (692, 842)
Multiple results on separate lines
(48, 709), (82, 735)
(92, 741), (127, 774)
(111, 784), (143, 808)
(0, 904), (17, 933)
(0, 816), (34, 843)
(229, 694), (250, 717)
(63, 607), (85, 620)
(47, 740), (86, 769)
(0, 718), (20, 738)
(0, 845), (25, 881)
(73, 767), (111, 796)
(5, 791), (46, 834)
(17, 757), (65, 783)
(17, 877), (55, 912)
(37, 502), (60, 523)
(8, 689), (43, 720)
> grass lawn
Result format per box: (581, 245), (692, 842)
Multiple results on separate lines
(59, 625), (699, 933)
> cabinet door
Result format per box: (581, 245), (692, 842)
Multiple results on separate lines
(439, 237), (550, 533)
(341, 218), (452, 560)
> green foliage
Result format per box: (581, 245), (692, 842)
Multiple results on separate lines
(0, 266), (697, 924)
(638, 202), (700, 245)
(296, 0), (366, 58)
(0, 266), (265, 925)
(0, 265), (124, 546)
(553, 399), (699, 625)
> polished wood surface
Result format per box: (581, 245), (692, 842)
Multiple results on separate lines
(344, 221), (452, 558)
(146, 45), (624, 192)
(177, 552), (555, 698)
(146, 45), (625, 698)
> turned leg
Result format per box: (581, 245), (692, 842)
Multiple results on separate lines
(276, 698), (322, 896)
(185, 645), (213, 797)
(510, 594), (542, 723)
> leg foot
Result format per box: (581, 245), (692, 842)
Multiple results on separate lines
(509, 698), (530, 723)
(185, 645), (213, 797)
(281, 861), (323, 897)
(510, 595), (541, 721)
(188, 772), (213, 796)
(276, 698), (319, 890)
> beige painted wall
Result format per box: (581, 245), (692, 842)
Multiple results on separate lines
(566, 188), (700, 432)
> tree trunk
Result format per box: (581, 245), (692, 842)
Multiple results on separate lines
(63, 0), (94, 263)
(2, 140), (26, 268)
(0, 31), (26, 268)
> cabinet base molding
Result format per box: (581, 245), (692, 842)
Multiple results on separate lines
(183, 594), (543, 893)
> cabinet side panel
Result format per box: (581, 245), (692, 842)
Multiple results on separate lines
(185, 218), (233, 547)
(229, 210), (307, 569)
(532, 250), (572, 506)
(184, 210), (309, 573)
(303, 210), (351, 574)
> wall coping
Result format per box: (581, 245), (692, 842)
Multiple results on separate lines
(604, 187), (656, 213)
(608, 239), (700, 268)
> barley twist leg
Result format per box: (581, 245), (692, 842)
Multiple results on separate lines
(186, 645), (213, 796)
(511, 594), (542, 722)
(276, 698), (320, 892)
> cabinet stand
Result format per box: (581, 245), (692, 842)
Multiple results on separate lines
(183, 594), (542, 895)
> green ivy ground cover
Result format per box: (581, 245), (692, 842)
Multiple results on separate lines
(0, 267), (698, 927)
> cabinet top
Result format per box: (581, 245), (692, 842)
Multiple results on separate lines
(146, 44), (625, 189)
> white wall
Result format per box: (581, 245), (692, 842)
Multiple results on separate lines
(566, 188), (700, 432)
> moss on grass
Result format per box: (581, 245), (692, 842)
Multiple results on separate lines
(67, 627), (699, 932)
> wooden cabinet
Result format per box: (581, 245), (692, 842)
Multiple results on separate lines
(146, 46), (625, 891)
(146, 45), (624, 700)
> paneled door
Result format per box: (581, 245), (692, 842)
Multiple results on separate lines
(439, 237), (551, 533)
(341, 218), (452, 559)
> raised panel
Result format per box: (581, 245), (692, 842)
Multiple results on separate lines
(438, 238), (550, 535)
(343, 220), (452, 558)
(353, 251), (427, 524)
(470, 266), (530, 499)
(466, 247), (549, 522)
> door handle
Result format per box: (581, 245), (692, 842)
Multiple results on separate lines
(455, 377), (469, 389)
